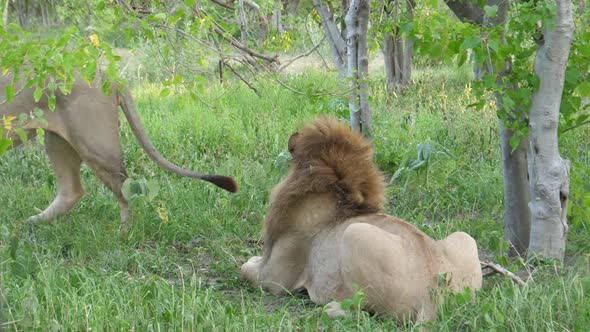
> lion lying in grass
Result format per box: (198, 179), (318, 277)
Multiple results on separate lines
(241, 116), (482, 323)
(1, 73), (237, 225)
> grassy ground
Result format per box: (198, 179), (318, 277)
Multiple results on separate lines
(1, 63), (589, 331)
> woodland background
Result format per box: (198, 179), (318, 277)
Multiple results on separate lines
(0, 0), (589, 330)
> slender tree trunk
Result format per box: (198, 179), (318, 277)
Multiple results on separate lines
(288, 0), (300, 16)
(16, 0), (26, 28)
(402, 0), (414, 87)
(382, 0), (413, 91)
(527, 0), (574, 262)
(2, 0), (8, 27)
(346, 0), (372, 137)
(489, 0), (532, 258)
(272, 0), (284, 33)
(238, 0), (248, 44)
(244, 1), (268, 47)
(312, 0), (347, 79)
(499, 119), (531, 257)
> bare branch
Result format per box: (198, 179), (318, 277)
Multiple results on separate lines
(278, 36), (326, 72)
(210, 0), (235, 10)
(481, 261), (527, 286)
(223, 60), (261, 96)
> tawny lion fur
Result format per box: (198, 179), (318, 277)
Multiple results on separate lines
(241, 116), (482, 322)
(1, 73), (236, 225)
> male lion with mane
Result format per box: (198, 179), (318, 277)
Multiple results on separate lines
(241, 116), (482, 323)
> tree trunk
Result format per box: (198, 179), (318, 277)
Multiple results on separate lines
(2, 0), (8, 27)
(346, 0), (372, 137)
(489, 0), (532, 258)
(288, 0), (300, 16)
(244, 1), (268, 47)
(238, 0), (248, 44)
(527, 0), (574, 262)
(499, 119), (531, 257)
(272, 0), (284, 33)
(16, 0), (26, 28)
(382, 0), (413, 91)
(312, 0), (347, 79)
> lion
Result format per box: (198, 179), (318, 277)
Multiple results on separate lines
(241, 116), (482, 323)
(1, 73), (237, 225)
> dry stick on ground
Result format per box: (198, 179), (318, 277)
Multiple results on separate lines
(481, 261), (527, 286)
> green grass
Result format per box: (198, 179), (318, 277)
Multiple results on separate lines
(1, 65), (589, 331)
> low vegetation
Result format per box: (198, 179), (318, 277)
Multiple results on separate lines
(1, 62), (589, 330)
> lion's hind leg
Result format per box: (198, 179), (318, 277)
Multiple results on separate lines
(28, 131), (85, 222)
(339, 222), (436, 323)
(80, 144), (130, 227)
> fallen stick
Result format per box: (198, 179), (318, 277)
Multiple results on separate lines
(480, 261), (527, 287)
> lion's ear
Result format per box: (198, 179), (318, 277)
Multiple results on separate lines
(288, 132), (299, 154)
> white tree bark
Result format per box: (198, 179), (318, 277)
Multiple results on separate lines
(272, 0), (284, 33)
(527, 0), (574, 261)
(345, 0), (372, 137)
(312, 0), (347, 79)
(2, 0), (8, 27)
(238, 0), (248, 44)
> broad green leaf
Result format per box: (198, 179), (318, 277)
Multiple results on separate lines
(184, 0), (196, 7)
(33, 107), (44, 118)
(15, 128), (27, 143)
(574, 81), (590, 97)
(0, 138), (12, 155)
(484, 5), (498, 18)
(33, 87), (43, 102)
(160, 88), (171, 97)
(147, 180), (160, 201)
(460, 36), (481, 52)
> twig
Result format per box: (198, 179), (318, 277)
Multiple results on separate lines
(192, 8), (279, 64)
(210, 0), (234, 10)
(224, 60), (261, 96)
(561, 119), (590, 134)
(278, 36), (326, 72)
(481, 261), (527, 287)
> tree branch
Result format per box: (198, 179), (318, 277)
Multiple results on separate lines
(443, 0), (485, 25)
(278, 36), (326, 72)
(481, 261), (527, 286)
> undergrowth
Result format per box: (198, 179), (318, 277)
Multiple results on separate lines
(1, 63), (589, 331)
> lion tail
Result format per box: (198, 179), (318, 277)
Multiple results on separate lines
(117, 87), (238, 193)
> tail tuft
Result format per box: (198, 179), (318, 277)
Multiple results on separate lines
(205, 175), (238, 193)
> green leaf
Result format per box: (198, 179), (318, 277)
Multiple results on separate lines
(0, 138), (13, 155)
(5, 84), (14, 103)
(147, 180), (160, 201)
(160, 88), (171, 97)
(484, 5), (498, 18)
(33, 87), (43, 102)
(15, 128), (27, 143)
(184, 0), (196, 6)
(574, 81), (590, 97)
(48, 94), (56, 112)
(36, 128), (45, 146)
(33, 107), (44, 117)
(460, 36), (481, 52)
